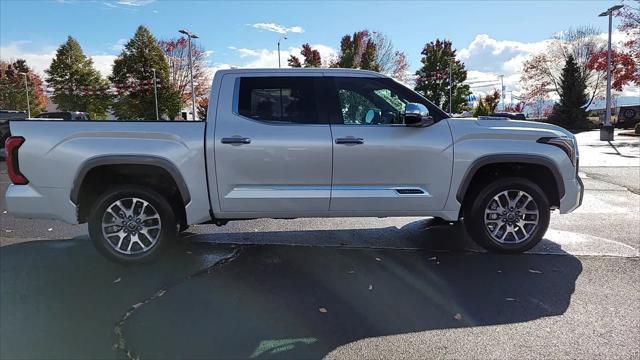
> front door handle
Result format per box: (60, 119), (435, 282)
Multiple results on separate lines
(221, 137), (251, 145)
(335, 137), (364, 145)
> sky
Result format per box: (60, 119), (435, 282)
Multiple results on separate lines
(0, 0), (635, 100)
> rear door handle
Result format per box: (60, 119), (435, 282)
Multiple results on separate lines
(221, 137), (251, 145)
(335, 137), (364, 145)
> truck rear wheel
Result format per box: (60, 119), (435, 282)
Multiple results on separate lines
(464, 177), (550, 253)
(88, 186), (177, 264)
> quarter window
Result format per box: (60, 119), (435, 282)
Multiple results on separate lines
(237, 77), (318, 124)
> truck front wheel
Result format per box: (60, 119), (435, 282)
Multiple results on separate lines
(88, 186), (177, 264)
(464, 177), (550, 253)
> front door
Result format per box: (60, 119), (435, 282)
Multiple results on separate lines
(327, 76), (454, 213)
(214, 74), (333, 215)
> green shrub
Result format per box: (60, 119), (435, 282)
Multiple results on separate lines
(635, 122), (640, 135)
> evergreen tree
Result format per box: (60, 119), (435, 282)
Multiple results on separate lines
(550, 55), (589, 129)
(46, 36), (111, 119)
(414, 39), (471, 113)
(110, 26), (181, 120)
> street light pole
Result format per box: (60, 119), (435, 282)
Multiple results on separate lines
(498, 74), (505, 111)
(278, 36), (287, 68)
(152, 68), (159, 120)
(599, 4), (623, 141)
(20, 73), (30, 118)
(448, 57), (453, 114)
(179, 29), (199, 121)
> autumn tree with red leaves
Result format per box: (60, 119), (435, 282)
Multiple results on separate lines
(159, 37), (211, 106)
(0, 59), (47, 115)
(587, 50), (638, 90)
(288, 43), (322, 68)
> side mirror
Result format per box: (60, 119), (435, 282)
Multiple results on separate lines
(403, 103), (434, 127)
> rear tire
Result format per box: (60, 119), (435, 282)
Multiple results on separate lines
(464, 177), (550, 253)
(88, 186), (177, 264)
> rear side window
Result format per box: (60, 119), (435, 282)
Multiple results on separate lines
(237, 77), (319, 124)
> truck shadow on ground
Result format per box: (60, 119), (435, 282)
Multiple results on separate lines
(0, 221), (582, 359)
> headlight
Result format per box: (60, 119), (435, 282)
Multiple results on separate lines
(537, 136), (577, 167)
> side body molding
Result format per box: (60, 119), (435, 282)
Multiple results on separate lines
(455, 154), (565, 202)
(70, 155), (191, 205)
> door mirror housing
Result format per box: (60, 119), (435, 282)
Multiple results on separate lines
(403, 103), (434, 127)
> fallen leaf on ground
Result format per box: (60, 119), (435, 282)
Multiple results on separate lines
(318, 307), (328, 313)
(453, 313), (462, 321)
(375, 257), (382, 262)
(2, 211), (7, 214)
(4, 229), (13, 233)
(529, 269), (543, 274)
(47, 228), (53, 231)
(505, 297), (517, 301)
(368, 284), (373, 290)
(113, 277), (121, 284)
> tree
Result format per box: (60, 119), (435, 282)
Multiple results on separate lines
(0, 59), (47, 115)
(45, 36), (111, 119)
(332, 30), (409, 81)
(521, 27), (606, 108)
(158, 37), (211, 107)
(472, 89), (500, 117)
(550, 55), (590, 129)
(110, 26), (182, 120)
(617, 0), (639, 62)
(197, 97), (208, 120)
(288, 43), (322, 68)
(414, 39), (471, 113)
(587, 50), (638, 90)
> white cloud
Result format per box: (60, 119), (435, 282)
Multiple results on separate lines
(109, 38), (127, 52)
(227, 44), (336, 68)
(115, 0), (155, 6)
(0, 41), (116, 78)
(250, 23), (304, 34)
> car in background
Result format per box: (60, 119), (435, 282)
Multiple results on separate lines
(1, 110), (27, 152)
(491, 112), (527, 120)
(35, 111), (91, 120)
(616, 105), (640, 129)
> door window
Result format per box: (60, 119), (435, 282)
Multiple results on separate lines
(331, 77), (444, 125)
(237, 77), (319, 124)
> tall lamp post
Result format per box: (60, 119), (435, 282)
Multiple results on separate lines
(179, 29), (199, 121)
(152, 68), (159, 120)
(599, 4), (623, 141)
(20, 73), (31, 118)
(278, 36), (287, 68)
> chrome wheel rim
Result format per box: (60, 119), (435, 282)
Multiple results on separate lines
(101, 197), (161, 255)
(484, 190), (539, 244)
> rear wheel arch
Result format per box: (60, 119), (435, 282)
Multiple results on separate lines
(72, 155), (190, 224)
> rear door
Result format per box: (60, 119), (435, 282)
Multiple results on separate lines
(214, 73), (333, 216)
(327, 76), (454, 213)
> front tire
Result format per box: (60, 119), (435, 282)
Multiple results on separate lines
(464, 177), (550, 253)
(88, 186), (177, 264)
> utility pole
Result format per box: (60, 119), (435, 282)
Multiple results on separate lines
(20, 73), (31, 118)
(179, 29), (199, 121)
(152, 68), (159, 120)
(498, 74), (505, 111)
(448, 58), (453, 114)
(598, 4), (623, 141)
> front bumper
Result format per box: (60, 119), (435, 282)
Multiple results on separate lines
(559, 175), (584, 214)
(5, 184), (78, 224)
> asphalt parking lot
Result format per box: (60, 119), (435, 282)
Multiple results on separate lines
(1, 130), (639, 359)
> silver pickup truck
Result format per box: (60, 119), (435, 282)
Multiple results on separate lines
(5, 68), (583, 263)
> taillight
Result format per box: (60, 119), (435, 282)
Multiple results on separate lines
(5, 136), (29, 185)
